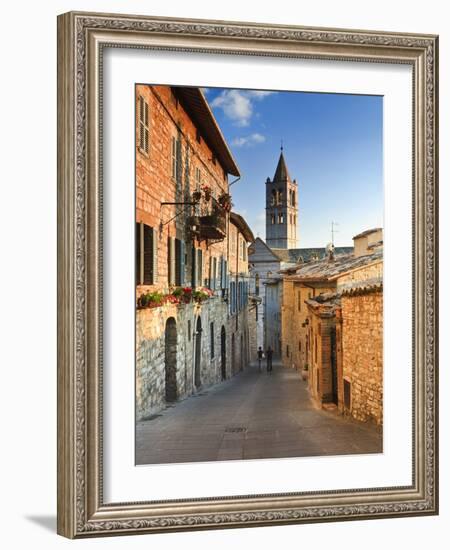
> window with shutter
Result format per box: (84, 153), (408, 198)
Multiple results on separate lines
(213, 257), (217, 290)
(171, 137), (177, 179)
(195, 167), (201, 190)
(168, 237), (176, 285)
(176, 136), (182, 185)
(208, 256), (213, 289)
(175, 239), (181, 286)
(152, 228), (158, 283)
(174, 239), (185, 286)
(197, 249), (203, 287)
(143, 225), (154, 284)
(179, 240), (185, 285)
(191, 246), (197, 287)
(138, 96), (149, 154)
(219, 256), (224, 289)
(136, 222), (142, 285)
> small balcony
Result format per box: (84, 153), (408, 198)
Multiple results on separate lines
(189, 206), (227, 242)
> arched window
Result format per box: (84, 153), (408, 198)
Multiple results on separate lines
(291, 190), (296, 206)
(271, 189), (276, 206)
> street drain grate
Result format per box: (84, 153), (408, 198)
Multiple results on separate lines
(225, 426), (247, 433)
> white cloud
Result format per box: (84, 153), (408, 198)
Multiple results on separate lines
(231, 133), (266, 148)
(247, 90), (275, 99)
(210, 89), (275, 126)
(211, 90), (252, 126)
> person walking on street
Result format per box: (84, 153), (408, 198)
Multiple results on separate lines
(257, 346), (264, 372)
(266, 346), (273, 374)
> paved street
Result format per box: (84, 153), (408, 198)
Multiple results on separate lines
(136, 361), (382, 465)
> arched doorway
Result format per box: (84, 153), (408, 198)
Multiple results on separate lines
(164, 318), (177, 402)
(194, 316), (202, 388)
(220, 326), (226, 380)
(231, 333), (236, 376)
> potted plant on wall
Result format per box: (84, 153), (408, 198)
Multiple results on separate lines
(201, 184), (212, 201)
(218, 192), (232, 212)
(192, 190), (202, 203)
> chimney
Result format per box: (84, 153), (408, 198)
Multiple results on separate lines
(328, 244), (335, 262)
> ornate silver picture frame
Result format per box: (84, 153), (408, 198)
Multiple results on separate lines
(57, 11), (438, 538)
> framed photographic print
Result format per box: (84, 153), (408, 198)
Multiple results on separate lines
(57, 11), (439, 538)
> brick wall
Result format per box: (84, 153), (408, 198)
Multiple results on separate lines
(135, 85), (254, 419)
(136, 85), (229, 296)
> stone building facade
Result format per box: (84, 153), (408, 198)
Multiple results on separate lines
(339, 286), (383, 424)
(281, 279), (334, 372)
(279, 231), (383, 426)
(135, 85), (255, 420)
(305, 294), (342, 406)
(337, 257), (383, 425)
(227, 212), (255, 376)
(248, 238), (285, 357)
(264, 278), (283, 355)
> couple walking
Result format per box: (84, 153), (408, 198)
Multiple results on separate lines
(257, 346), (273, 374)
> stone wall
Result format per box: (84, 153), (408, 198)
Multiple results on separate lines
(306, 304), (339, 404)
(336, 261), (383, 291)
(247, 303), (258, 362)
(341, 289), (383, 425)
(281, 281), (311, 370)
(353, 229), (383, 257)
(282, 281), (334, 373)
(136, 294), (250, 420)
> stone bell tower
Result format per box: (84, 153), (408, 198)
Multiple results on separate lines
(265, 147), (298, 249)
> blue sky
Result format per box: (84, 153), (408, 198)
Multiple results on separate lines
(204, 87), (383, 248)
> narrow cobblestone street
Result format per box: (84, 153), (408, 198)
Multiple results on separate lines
(136, 361), (382, 465)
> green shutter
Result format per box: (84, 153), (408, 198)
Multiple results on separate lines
(176, 137), (182, 184)
(208, 256), (213, 289)
(191, 246), (197, 288)
(152, 227), (158, 283)
(168, 237), (176, 286)
(213, 257), (217, 290)
(171, 137), (176, 178)
(174, 238), (185, 286)
(179, 240), (185, 285)
(143, 225), (153, 284)
(135, 222), (142, 285)
(197, 249), (203, 287)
